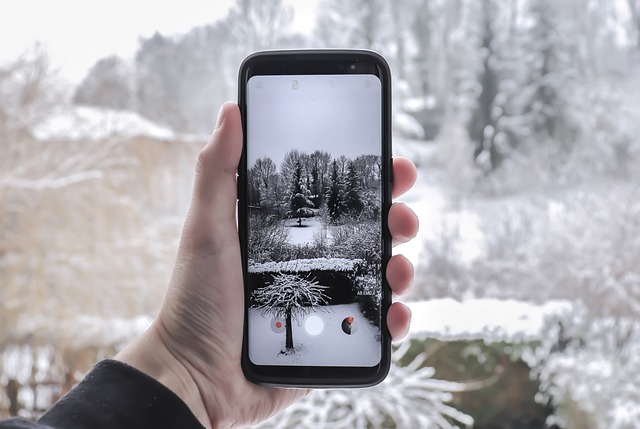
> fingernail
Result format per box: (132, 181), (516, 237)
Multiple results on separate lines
(215, 104), (226, 129)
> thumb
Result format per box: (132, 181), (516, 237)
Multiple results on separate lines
(183, 102), (243, 251)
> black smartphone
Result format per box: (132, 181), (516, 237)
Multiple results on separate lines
(237, 50), (392, 387)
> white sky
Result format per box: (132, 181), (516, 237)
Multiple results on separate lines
(0, 0), (320, 83)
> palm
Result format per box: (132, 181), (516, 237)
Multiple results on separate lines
(159, 207), (307, 427)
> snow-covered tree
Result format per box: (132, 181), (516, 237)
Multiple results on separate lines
(629, 0), (640, 48)
(0, 45), (61, 137)
(344, 160), (364, 217)
(325, 160), (346, 224)
(288, 161), (315, 226)
(250, 157), (281, 209)
(132, 23), (231, 132)
(224, 0), (294, 51)
(308, 150), (331, 208)
(466, 0), (503, 170)
(219, 0), (303, 102)
(315, 0), (389, 51)
(280, 149), (307, 184)
(252, 274), (330, 351)
(134, 32), (193, 130)
(73, 56), (135, 110)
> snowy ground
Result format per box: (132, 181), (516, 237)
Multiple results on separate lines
(281, 217), (330, 245)
(248, 303), (381, 366)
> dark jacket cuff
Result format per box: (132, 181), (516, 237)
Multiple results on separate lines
(38, 359), (204, 429)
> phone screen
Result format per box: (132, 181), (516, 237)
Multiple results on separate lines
(245, 74), (383, 367)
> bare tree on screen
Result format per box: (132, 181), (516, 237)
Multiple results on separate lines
(252, 274), (330, 351)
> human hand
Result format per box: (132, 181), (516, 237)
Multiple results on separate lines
(116, 102), (419, 429)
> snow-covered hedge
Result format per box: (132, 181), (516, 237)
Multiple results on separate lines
(249, 258), (366, 305)
(409, 298), (575, 344)
(248, 258), (364, 274)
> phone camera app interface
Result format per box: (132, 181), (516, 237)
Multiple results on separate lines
(247, 74), (382, 367)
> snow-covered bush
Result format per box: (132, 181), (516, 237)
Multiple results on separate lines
(251, 341), (473, 429)
(419, 183), (640, 316)
(248, 211), (291, 264)
(524, 310), (640, 429)
(0, 87), (201, 416)
(416, 182), (640, 428)
(331, 220), (382, 272)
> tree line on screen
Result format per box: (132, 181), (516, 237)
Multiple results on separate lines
(249, 149), (381, 225)
(247, 150), (382, 268)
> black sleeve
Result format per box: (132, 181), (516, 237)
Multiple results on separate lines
(0, 360), (204, 429)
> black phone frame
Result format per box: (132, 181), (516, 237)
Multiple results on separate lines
(237, 50), (392, 388)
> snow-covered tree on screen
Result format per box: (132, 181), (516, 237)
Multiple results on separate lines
(326, 159), (346, 224)
(250, 157), (281, 209)
(252, 274), (330, 351)
(309, 150), (331, 208)
(345, 160), (364, 216)
(288, 161), (315, 226)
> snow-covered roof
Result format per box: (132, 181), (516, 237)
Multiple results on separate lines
(14, 315), (153, 349)
(407, 298), (575, 343)
(248, 258), (364, 273)
(32, 105), (193, 142)
(403, 95), (438, 112)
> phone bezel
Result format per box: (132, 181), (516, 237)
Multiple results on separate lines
(238, 50), (392, 387)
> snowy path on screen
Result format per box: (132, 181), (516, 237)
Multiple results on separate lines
(282, 217), (329, 245)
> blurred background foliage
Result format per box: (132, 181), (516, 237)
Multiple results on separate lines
(1, 0), (640, 427)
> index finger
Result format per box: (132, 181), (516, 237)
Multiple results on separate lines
(392, 157), (417, 199)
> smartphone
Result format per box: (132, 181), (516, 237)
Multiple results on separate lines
(237, 50), (392, 387)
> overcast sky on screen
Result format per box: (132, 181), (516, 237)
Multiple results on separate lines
(247, 75), (382, 167)
(0, 0), (320, 83)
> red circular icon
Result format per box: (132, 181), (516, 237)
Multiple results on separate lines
(271, 317), (285, 334)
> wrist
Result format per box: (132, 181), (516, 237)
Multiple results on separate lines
(115, 323), (213, 428)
